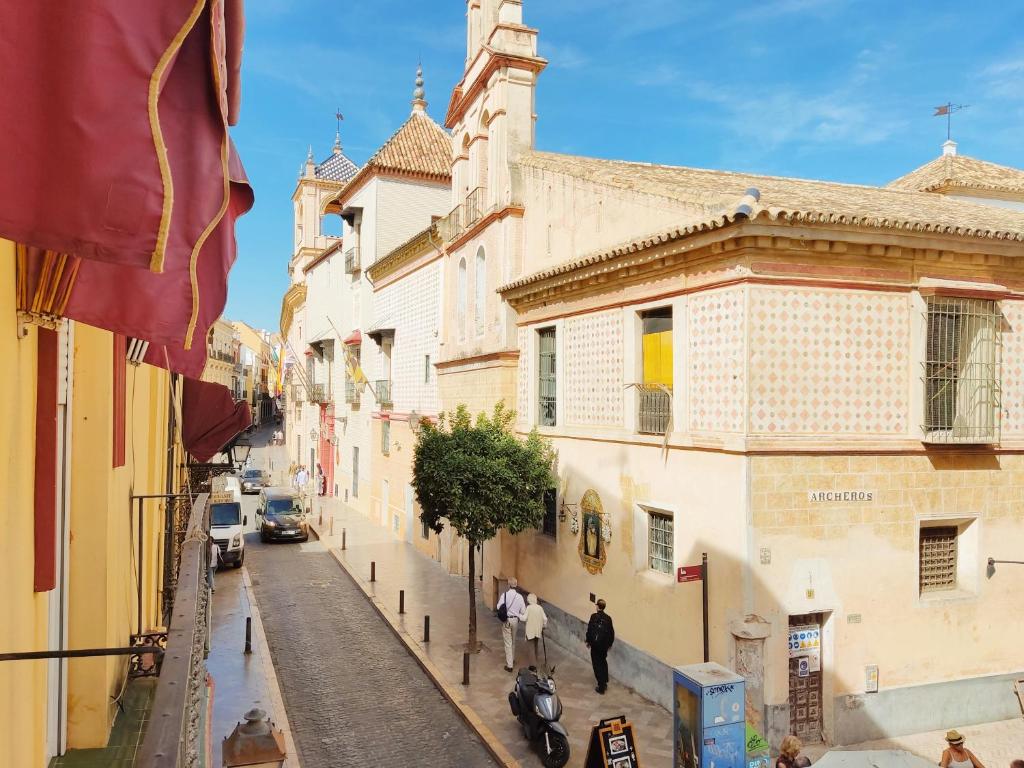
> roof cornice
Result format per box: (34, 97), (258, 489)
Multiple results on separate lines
(445, 48), (547, 129)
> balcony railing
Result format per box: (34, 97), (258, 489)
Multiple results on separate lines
(345, 380), (360, 404)
(310, 383), (330, 404)
(344, 246), (360, 274)
(436, 187), (490, 244)
(291, 383), (304, 403)
(465, 186), (487, 227)
(137, 493), (211, 768)
(375, 380), (392, 408)
(637, 385), (672, 435)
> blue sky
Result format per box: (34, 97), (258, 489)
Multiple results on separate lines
(226, 0), (1024, 330)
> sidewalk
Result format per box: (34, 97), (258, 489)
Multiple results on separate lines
(208, 563), (298, 767)
(806, 717), (1024, 766)
(310, 497), (675, 768)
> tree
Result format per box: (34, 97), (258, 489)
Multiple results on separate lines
(412, 401), (554, 651)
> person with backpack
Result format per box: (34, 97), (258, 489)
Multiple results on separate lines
(585, 598), (615, 694)
(497, 577), (527, 672)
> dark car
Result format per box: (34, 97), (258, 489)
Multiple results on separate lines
(256, 488), (309, 543)
(240, 468), (266, 494)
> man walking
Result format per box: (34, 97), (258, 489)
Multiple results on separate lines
(585, 598), (615, 694)
(497, 578), (527, 672)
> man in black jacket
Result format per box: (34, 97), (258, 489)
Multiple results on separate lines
(585, 599), (615, 694)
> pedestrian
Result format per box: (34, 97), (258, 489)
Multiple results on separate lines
(795, 757), (812, 768)
(208, 540), (221, 593)
(585, 598), (615, 694)
(776, 735), (802, 768)
(940, 731), (985, 768)
(295, 465), (309, 494)
(496, 578), (527, 672)
(523, 593), (548, 669)
(316, 463), (325, 496)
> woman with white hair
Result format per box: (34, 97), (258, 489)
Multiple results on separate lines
(523, 593), (549, 669)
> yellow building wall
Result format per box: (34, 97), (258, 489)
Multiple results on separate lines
(509, 440), (748, 666)
(65, 325), (169, 748)
(0, 239), (49, 768)
(751, 453), (1024, 709)
(368, 418), (440, 561)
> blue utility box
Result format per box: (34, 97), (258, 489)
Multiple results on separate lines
(673, 662), (746, 768)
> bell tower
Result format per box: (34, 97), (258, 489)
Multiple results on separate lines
(448, 0), (546, 211)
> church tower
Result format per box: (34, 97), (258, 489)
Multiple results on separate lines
(446, 0), (546, 214)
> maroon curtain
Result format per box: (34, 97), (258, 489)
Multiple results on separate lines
(181, 378), (251, 462)
(0, 0), (245, 272)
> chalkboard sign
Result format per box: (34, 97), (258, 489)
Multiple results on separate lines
(585, 715), (641, 768)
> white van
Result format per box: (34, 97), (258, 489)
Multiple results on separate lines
(210, 491), (246, 568)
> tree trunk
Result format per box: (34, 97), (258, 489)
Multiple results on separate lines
(467, 539), (478, 652)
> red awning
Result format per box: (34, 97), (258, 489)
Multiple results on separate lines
(343, 330), (362, 345)
(181, 378), (252, 463)
(0, 0), (251, 368)
(0, 0), (245, 272)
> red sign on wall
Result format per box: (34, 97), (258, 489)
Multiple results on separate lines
(677, 564), (703, 583)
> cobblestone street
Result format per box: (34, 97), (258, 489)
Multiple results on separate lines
(244, 532), (498, 768)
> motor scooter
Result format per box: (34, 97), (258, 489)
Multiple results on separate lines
(508, 666), (570, 768)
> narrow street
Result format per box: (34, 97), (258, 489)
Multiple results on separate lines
(239, 427), (498, 768)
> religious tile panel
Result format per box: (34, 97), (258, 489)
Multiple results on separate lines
(748, 287), (909, 434)
(564, 310), (624, 427)
(1001, 300), (1024, 435)
(688, 287), (746, 433)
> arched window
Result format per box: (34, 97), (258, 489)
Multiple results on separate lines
(475, 247), (486, 335)
(457, 257), (467, 341)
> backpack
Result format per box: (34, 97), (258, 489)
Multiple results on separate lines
(590, 613), (611, 648)
(497, 590), (512, 623)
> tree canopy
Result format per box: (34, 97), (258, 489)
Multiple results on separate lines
(413, 401), (555, 545)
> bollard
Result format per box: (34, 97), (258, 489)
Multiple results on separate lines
(424, 615), (430, 643)
(399, 589), (405, 615)
(370, 561), (376, 582)
(244, 617), (252, 655)
(462, 652), (470, 685)
(342, 528), (346, 551)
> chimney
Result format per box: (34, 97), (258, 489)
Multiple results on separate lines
(942, 139), (957, 157)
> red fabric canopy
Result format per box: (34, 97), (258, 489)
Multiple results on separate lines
(181, 378), (251, 463)
(343, 330), (362, 345)
(0, 0), (244, 274)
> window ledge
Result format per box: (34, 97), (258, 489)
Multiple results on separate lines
(918, 587), (978, 606)
(638, 569), (675, 587)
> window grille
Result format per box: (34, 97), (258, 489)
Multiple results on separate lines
(538, 327), (557, 426)
(648, 512), (674, 574)
(541, 489), (557, 537)
(922, 296), (1001, 444)
(919, 525), (958, 593)
(424, 354), (432, 384)
(381, 420), (390, 456)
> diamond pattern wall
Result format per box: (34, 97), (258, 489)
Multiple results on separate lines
(748, 287), (908, 434)
(689, 287), (746, 432)
(1000, 300), (1024, 435)
(565, 310), (624, 426)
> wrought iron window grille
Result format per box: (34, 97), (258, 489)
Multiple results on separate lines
(921, 296), (1001, 444)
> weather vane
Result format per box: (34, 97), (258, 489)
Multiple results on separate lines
(933, 102), (969, 141)
(335, 109), (344, 131)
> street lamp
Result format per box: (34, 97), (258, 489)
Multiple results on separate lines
(229, 436), (252, 469)
(986, 557), (1024, 578)
(309, 428), (319, 442)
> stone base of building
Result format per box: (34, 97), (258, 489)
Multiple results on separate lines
(766, 670), (1024, 747)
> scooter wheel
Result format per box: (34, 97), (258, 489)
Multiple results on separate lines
(541, 732), (570, 768)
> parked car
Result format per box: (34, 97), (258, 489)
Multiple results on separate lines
(256, 488), (309, 543)
(240, 468), (266, 494)
(210, 499), (247, 567)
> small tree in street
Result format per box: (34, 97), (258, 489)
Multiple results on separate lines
(412, 402), (554, 651)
